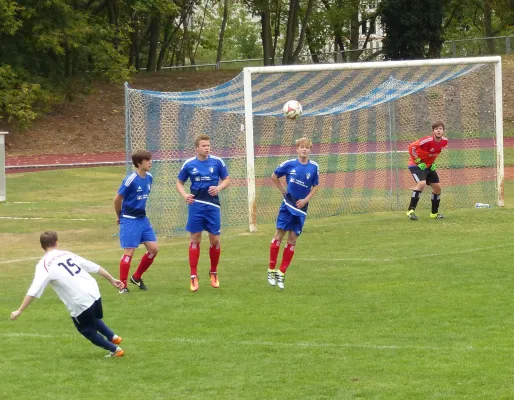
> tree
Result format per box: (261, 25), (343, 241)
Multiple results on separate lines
(378, 0), (446, 60)
(216, 0), (230, 64)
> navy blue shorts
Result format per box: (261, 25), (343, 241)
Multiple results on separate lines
(72, 298), (103, 331)
(187, 202), (221, 235)
(119, 216), (156, 248)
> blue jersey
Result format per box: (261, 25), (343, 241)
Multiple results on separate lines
(177, 155), (229, 207)
(274, 158), (319, 214)
(117, 172), (153, 218)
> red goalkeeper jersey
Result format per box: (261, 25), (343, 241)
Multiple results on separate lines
(408, 135), (448, 168)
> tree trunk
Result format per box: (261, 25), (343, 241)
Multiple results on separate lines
(157, 21), (173, 71)
(306, 27), (320, 63)
(146, 14), (161, 72)
(272, 2), (281, 63)
(291, 0), (316, 63)
(261, 8), (274, 65)
(64, 44), (73, 77)
(216, 0), (229, 64)
(484, 0), (495, 54)
(349, 4), (359, 61)
(282, 0), (299, 65)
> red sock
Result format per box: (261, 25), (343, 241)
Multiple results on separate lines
(119, 254), (132, 288)
(279, 244), (295, 274)
(133, 252), (156, 280)
(269, 239), (281, 269)
(189, 242), (200, 277)
(209, 244), (221, 273)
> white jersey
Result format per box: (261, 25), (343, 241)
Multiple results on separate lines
(27, 249), (102, 317)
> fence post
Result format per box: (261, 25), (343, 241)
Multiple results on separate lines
(451, 41), (456, 57)
(0, 131), (7, 202)
(506, 36), (511, 55)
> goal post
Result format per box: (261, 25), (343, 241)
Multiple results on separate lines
(125, 56), (504, 236)
(243, 56), (504, 231)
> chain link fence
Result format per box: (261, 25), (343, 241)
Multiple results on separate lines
(145, 36), (513, 72)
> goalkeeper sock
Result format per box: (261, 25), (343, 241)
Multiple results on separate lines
(279, 244), (295, 274)
(133, 252), (156, 280)
(209, 243), (220, 273)
(119, 255), (132, 288)
(431, 193), (441, 214)
(408, 190), (422, 210)
(189, 242), (200, 277)
(269, 239), (281, 269)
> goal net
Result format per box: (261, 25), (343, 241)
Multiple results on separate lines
(125, 57), (503, 235)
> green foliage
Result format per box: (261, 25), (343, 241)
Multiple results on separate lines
(378, 0), (446, 60)
(0, 0), (23, 35)
(0, 0), (132, 129)
(0, 65), (53, 129)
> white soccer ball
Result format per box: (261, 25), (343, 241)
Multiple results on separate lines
(283, 100), (303, 119)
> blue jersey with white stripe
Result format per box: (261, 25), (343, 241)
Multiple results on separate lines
(177, 155), (229, 207)
(117, 172), (153, 218)
(274, 159), (319, 214)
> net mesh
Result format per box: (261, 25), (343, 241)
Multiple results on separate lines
(125, 62), (498, 235)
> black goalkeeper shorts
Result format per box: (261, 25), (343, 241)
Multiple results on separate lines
(408, 166), (440, 184)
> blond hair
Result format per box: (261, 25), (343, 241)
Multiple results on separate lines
(295, 137), (312, 148)
(194, 134), (210, 147)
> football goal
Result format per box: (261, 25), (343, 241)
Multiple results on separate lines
(125, 56), (504, 235)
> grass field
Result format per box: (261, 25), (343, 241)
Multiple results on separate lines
(2, 167), (514, 399)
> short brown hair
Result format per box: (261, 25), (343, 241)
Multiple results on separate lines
(432, 121), (445, 130)
(296, 137), (312, 148)
(132, 150), (152, 168)
(195, 134), (210, 148)
(40, 231), (58, 250)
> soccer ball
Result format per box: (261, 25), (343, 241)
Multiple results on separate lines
(283, 100), (303, 119)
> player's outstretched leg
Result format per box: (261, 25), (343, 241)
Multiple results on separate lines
(78, 326), (124, 357)
(105, 347), (125, 358)
(96, 318), (122, 345)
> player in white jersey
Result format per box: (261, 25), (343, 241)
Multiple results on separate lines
(10, 231), (126, 358)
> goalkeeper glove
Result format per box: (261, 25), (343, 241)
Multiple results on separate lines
(414, 158), (426, 170)
(430, 163), (437, 171)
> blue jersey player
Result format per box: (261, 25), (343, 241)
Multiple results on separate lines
(114, 150), (159, 293)
(176, 134), (230, 292)
(268, 137), (319, 290)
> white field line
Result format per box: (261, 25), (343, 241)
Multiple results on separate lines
(0, 332), (494, 352)
(3, 242), (511, 266)
(0, 233), (250, 265)
(0, 216), (93, 221)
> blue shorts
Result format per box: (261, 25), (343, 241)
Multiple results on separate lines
(119, 216), (156, 249)
(276, 206), (306, 237)
(187, 203), (221, 235)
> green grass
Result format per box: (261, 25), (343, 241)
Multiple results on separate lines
(2, 167), (514, 399)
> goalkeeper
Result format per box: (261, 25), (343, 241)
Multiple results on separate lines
(406, 121), (448, 220)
